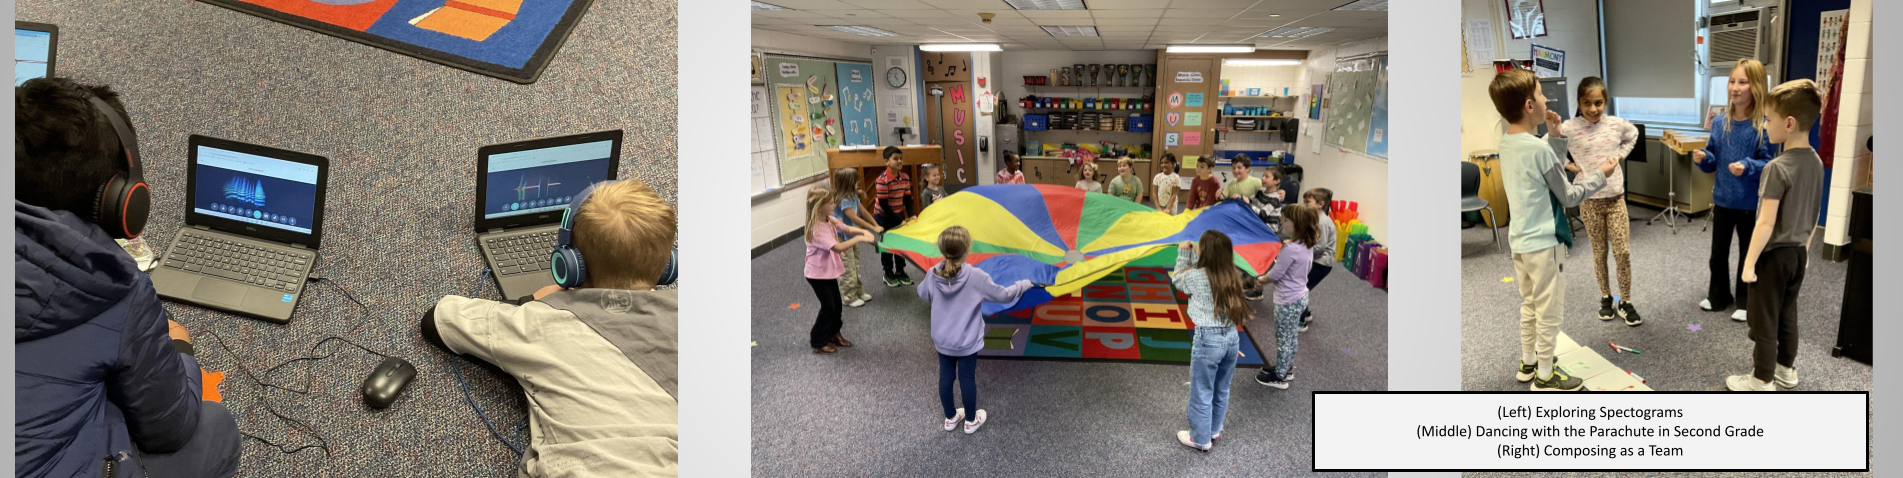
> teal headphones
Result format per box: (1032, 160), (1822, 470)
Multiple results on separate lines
(550, 181), (678, 288)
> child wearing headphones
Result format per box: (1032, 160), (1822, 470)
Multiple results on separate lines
(16, 78), (241, 478)
(421, 179), (680, 476)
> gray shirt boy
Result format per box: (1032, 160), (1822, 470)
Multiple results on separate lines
(1758, 146), (1824, 250)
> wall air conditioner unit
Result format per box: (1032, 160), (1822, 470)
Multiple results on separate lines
(1708, 8), (1764, 70)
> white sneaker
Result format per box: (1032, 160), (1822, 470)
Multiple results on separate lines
(1700, 299), (1715, 311)
(1726, 374), (1775, 391)
(963, 409), (987, 434)
(1731, 309), (1747, 322)
(943, 408), (964, 431)
(1176, 430), (1211, 451)
(860, 293), (872, 301)
(847, 298), (866, 308)
(1774, 365), (1799, 388)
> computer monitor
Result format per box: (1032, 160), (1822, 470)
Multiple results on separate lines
(191, 144), (323, 236)
(480, 137), (618, 222)
(15, 21), (58, 86)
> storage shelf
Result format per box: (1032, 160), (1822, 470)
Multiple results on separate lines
(1214, 129), (1283, 133)
(1223, 115), (1288, 118)
(1025, 129), (1152, 134)
(1022, 108), (1153, 113)
(1219, 95), (1287, 99)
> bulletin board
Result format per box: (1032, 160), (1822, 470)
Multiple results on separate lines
(1323, 54), (1388, 158)
(834, 62), (879, 147)
(766, 55), (849, 184)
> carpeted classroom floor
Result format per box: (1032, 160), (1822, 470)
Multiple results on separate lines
(1460, 203), (1873, 392)
(751, 239), (1388, 476)
(19, 1), (675, 476)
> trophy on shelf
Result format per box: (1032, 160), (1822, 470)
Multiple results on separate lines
(1049, 68), (1059, 87)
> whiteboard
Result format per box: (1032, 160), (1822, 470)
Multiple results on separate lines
(751, 85), (781, 195)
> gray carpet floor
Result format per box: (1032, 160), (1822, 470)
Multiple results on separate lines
(751, 239), (1388, 476)
(18, 1), (676, 476)
(1460, 204), (1873, 392)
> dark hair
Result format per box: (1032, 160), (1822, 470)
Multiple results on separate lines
(1303, 187), (1334, 215)
(1282, 203), (1320, 247)
(1577, 76), (1607, 104)
(16, 78), (131, 214)
(1489, 68), (1539, 123)
(882, 145), (903, 160)
(1198, 157), (1215, 168)
(1195, 230), (1253, 327)
(1263, 165), (1284, 181)
(1231, 154), (1251, 168)
(1278, 163), (1302, 182)
(1004, 151), (1020, 166)
(1161, 152), (1177, 167)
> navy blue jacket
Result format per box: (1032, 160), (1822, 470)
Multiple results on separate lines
(16, 201), (202, 477)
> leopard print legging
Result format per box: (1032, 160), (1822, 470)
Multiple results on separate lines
(1580, 197), (1632, 300)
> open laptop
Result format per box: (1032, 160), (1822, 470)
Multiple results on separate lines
(475, 130), (621, 299)
(153, 135), (330, 323)
(16, 21), (58, 86)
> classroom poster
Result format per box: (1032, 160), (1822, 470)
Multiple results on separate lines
(1165, 132), (1180, 147)
(1185, 112), (1202, 126)
(751, 86), (779, 194)
(1818, 10), (1848, 94)
(1503, 0), (1547, 39)
(776, 85), (813, 161)
(1184, 132), (1201, 146)
(1310, 84), (1324, 119)
(1186, 93), (1203, 107)
(1531, 45), (1563, 78)
(834, 62), (878, 147)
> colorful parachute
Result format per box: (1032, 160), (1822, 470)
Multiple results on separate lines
(880, 184), (1283, 314)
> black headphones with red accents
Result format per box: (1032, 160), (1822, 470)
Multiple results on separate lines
(85, 94), (151, 239)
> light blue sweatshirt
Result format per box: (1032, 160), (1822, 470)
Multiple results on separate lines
(918, 263), (1033, 356)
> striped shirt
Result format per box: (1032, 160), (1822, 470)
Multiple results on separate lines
(874, 169), (912, 216)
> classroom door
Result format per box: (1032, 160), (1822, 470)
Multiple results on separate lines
(921, 51), (976, 192)
(1160, 57), (1218, 170)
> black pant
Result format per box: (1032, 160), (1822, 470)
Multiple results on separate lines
(938, 352), (978, 421)
(1301, 264), (1333, 319)
(875, 213), (908, 278)
(807, 278), (843, 348)
(1708, 206), (1755, 309)
(1746, 247), (1805, 382)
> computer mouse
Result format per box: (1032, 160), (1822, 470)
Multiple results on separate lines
(361, 357), (416, 410)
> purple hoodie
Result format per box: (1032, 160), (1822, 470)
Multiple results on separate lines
(918, 262), (1033, 356)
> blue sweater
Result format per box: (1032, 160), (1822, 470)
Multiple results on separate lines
(1697, 116), (1780, 210)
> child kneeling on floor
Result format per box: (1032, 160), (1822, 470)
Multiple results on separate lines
(420, 179), (680, 476)
(1172, 230), (1255, 451)
(919, 226), (1033, 434)
(1728, 79), (1825, 392)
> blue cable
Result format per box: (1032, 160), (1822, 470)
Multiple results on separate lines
(449, 268), (530, 458)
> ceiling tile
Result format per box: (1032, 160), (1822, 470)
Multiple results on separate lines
(1018, 10), (1094, 19)
(917, 0), (1008, 8)
(1079, 0), (1160, 9)
(1092, 17), (1160, 25)
(806, 9), (896, 19)
(1161, 9), (1240, 19)
(763, 0), (863, 9)
(1153, 25), (1216, 32)
(755, 10), (835, 19)
(1233, 8), (1323, 19)
(1159, 18), (1223, 25)
(839, 0), (937, 9)
(1090, 8), (1164, 18)
(1166, 0), (1259, 7)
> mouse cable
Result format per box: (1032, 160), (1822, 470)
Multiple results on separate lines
(450, 268), (531, 458)
(202, 328), (332, 456)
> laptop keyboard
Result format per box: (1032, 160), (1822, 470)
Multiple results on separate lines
(162, 232), (311, 292)
(486, 231), (557, 277)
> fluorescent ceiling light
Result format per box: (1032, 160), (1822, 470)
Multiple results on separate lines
(1260, 26), (1334, 38)
(920, 43), (1003, 52)
(1333, 0), (1387, 11)
(818, 25), (898, 37)
(750, 1), (788, 10)
(1005, 0), (1087, 10)
(1223, 59), (1302, 66)
(1166, 45), (1256, 53)
(1042, 25), (1099, 37)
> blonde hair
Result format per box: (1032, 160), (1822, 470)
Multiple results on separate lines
(936, 226), (971, 279)
(804, 187), (833, 243)
(829, 167), (862, 206)
(1116, 157), (1132, 171)
(1768, 79), (1823, 133)
(1194, 230), (1253, 327)
(572, 180), (676, 290)
(1724, 59), (1771, 138)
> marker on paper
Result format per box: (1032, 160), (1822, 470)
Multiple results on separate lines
(1626, 369), (1646, 384)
